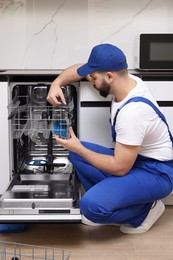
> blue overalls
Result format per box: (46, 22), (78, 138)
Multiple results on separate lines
(70, 96), (173, 227)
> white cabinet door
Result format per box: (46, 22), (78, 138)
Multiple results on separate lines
(79, 82), (114, 148)
(79, 107), (113, 148)
(146, 81), (173, 100)
(146, 81), (173, 133)
(0, 82), (10, 194)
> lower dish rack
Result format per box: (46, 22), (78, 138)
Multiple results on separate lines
(0, 241), (71, 260)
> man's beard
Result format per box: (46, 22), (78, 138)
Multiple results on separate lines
(99, 79), (111, 98)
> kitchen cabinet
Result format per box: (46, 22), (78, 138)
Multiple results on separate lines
(79, 81), (113, 148)
(142, 80), (173, 133)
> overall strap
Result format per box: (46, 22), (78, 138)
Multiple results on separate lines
(113, 96), (173, 145)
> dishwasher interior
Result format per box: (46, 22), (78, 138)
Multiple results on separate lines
(0, 81), (81, 221)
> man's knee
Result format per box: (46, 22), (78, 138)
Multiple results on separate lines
(80, 194), (96, 220)
(80, 193), (107, 222)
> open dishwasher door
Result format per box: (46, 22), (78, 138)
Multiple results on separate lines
(0, 81), (81, 222)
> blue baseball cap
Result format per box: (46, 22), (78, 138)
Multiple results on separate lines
(77, 44), (128, 77)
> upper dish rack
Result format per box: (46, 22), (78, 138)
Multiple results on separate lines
(8, 85), (74, 145)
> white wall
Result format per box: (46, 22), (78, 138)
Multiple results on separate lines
(0, 0), (172, 69)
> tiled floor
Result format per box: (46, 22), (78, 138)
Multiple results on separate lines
(0, 206), (173, 259)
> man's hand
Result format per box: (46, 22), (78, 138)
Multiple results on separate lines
(54, 126), (83, 154)
(47, 64), (85, 106)
(47, 81), (66, 106)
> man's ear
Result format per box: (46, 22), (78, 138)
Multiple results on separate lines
(105, 71), (116, 83)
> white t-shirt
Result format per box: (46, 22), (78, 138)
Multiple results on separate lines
(111, 74), (173, 161)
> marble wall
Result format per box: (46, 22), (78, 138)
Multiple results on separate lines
(0, 0), (172, 69)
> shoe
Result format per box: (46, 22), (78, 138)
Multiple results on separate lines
(81, 215), (104, 226)
(81, 215), (120, 227)
(120, 200), (165, 234)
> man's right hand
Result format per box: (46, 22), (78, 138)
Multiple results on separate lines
(46, 64), (85, 106)
(47, 81), (66, 106)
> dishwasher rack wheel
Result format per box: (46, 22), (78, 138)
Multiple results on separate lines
(11, 257), (19, 260)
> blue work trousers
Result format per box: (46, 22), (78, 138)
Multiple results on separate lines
(70, 141), (173, 227)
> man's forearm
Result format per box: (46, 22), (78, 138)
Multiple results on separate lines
(53, 63), (84, 86)
(47, 64), (84, 105)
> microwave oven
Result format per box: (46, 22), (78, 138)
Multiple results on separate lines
(134, 33), (173, 71)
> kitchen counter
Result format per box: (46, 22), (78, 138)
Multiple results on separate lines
(0, 69), (63, 75)
(0, 69), (173, 82)
(0, 70), (64, 82)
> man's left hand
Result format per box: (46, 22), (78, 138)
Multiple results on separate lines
(54, 126), (82, 154)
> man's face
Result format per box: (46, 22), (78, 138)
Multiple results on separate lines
(89, 72), (111, 98)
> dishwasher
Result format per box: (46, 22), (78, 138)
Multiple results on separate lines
(0, 80), (81, 222)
